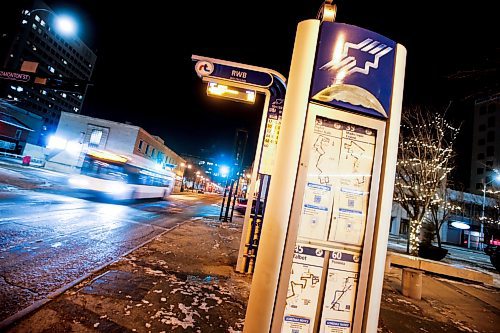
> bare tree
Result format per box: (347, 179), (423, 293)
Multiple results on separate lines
(394, 106), (460, 256)
(423, 187), (464, 248)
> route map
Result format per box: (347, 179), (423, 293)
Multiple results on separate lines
(297, 116), (376, 246)
(320, 250), (361, 333)
(282, 245), (325, 333)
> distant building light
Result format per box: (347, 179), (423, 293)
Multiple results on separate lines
(62, 93), (67, 98)
(35, 15), (40, 22)
(21, 19), (27, 24)
(23, 10), (30, 15)
(10, 86), (16, 90)
(42, 90), (47, 95)
(48, 66), (55, 73)
(16, 86), (23, 92)
(47, 135), (67, 150)
(40, 20), (45, 27)
(62, 59), (68, 65)
(32, 23), (37, 30)
(451, 221), (470, 230)
(32, 46), (37, 51)
(73, 107), (79, 112)
(13, 97), (18, 101)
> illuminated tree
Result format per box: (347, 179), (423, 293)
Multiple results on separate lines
(394, 106), (460, 256)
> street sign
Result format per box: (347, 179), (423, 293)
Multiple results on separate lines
(192, 55), (287, 273)
(243, 11), (407, 333)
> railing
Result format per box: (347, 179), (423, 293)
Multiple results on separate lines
(0, 151), (45, 167)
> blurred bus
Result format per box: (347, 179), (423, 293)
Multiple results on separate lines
(68, 150), (175, 200)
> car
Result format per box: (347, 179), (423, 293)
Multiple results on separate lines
(484, 243), (500, 272)
(234, 197), (265, 215)
(234, 197), (248, 214)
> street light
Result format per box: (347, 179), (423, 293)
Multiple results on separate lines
(480, 173), (500, 249)
(25, 8), (78, 37)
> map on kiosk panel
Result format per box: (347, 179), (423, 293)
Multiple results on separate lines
(298, 116), (376, 246)
(282, 245), (325, 333)
(320, 250), (361, 333)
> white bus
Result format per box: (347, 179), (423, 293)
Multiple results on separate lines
(68, 150), (175, 200)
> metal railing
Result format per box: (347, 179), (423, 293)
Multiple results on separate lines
(0, 151), (45, 167)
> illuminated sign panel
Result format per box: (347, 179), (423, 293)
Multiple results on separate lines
(311, 22), (396, 119)
(206, 82), (256, 104)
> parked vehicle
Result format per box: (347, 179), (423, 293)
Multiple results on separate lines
(234, 197), (265, 215)
(484, 243), (500, 272)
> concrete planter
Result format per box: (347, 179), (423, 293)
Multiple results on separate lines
(418, 244), (448, 261)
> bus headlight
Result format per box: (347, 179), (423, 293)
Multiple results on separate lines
(107, 182), (128, 194)
(68, 177), (88, 187)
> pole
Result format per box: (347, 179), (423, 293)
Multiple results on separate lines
(481, 181), (486, 250)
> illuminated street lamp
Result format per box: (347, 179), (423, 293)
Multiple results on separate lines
(26, 8), (78, 37)
(480, 173), (500, 249)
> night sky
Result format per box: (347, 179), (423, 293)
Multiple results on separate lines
(4, 1), (499, 184)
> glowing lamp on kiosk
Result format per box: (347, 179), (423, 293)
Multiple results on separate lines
(206, 82), (256, 104)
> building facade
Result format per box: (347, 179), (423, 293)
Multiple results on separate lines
(0, 111), (33, 154)
(45, 112), (186, 192)
(470, 94), (500, 193)
(390, 189), (499, 249)
(1, 0), (96, 146)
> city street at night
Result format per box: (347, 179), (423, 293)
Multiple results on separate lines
(1, 1), (499, 332)
(0, 164), (222, 323)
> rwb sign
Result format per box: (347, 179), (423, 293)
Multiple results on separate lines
(311, 22), (396, 119)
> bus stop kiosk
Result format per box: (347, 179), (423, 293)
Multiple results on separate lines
(192, 55), (286, 273)
(243, 4), (406, 333)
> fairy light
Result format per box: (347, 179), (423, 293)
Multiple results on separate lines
(394, 109), (461, 256)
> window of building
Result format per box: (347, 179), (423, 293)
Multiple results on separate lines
(35, 15), (40, 22)
(479, 106), (486, 115)
(151, 148), (156, 158)
(479, 124), (486, 131)
(145, 144), (150, 155)
(138, 140), (144, 151)
(478, 138), (485, 145)
(15, 130), (22, 139)
(32, 23), (37, 30)
(48, 65), (55, 73)
(486, 160), (493, 167)
(488, 104), (496, 114)
(486, 146), (494, 157)
(477, 168), (484, 175)
(487, 131), (495, 142)
(89, 129), (103, 148)
(487, 116), (495, 127)
(477, 153), (485, 160)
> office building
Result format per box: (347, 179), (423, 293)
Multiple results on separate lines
(0, 0), (96, 145)
(469, 94), (500, 193)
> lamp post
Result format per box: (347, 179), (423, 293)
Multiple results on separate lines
(480, 173), (500, 250)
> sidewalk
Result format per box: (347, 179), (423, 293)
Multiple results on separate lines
(4, 215), (500, 332)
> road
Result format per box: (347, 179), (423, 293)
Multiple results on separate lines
(0, 182), (222, 322)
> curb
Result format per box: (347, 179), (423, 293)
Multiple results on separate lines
(0, 217), (195, 331)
